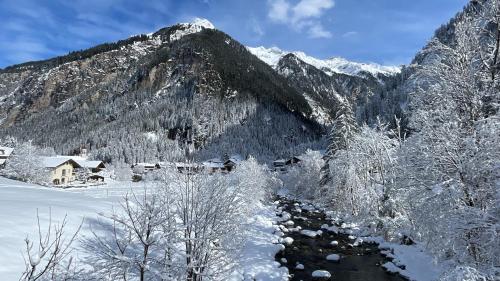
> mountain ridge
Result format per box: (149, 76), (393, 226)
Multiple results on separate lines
(247, 45), (401, 77)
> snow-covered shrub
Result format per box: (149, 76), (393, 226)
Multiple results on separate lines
(230, 156), (281, 206)
(282, 150), (323, 200)
(20, 211), (80, 281)
(439, 266), (491, 281)
(108, 162), (132, 181)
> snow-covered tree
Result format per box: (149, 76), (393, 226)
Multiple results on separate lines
(20, 211), (80, 281)
(320, 96), (358, 186)
(165, 170), (250, 280)
(387, 4), (500, 273)
(2, 141), (49, 184)
(83, 190), (166, 281)
(230, 156), (280, 205)
(322, 124), (397, 217)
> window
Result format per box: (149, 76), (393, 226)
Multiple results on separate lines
(61, 178), (65, 184)
(62, 169), (66, 176)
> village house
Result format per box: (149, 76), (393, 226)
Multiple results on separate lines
(285, 156), (303, 166)
(203, 158), (225, 173)
(74, 159), (106, 182)
(76, 160), (106, 173)
(273, 159), (286, 171)
(176, 162), (203, 174)
(223, 155), (243, 172)
(131, 162), (160, 173)
(202, 155), (243, 173)
(0, 146), (14, 167)
(42, 157), (82, 185)
(49, 156), (107, 183)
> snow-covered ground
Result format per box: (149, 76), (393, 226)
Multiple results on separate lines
(228, 202), (288, 281)
(0, 177), (285, 281)
(0, 177), (139, 280)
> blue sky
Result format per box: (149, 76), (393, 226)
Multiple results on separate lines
(0, 0), (469, 68)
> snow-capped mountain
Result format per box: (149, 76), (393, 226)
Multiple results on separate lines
(247, 46), (400, 77)
(0, 18), (324, 163)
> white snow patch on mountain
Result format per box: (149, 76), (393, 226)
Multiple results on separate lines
(247, 46), (400, 77)
(170, 18), (215, 41)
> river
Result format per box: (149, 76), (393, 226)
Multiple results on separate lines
(275, 197), (406, 281)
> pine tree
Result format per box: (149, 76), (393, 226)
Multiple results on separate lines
(320, 96), (358, 186)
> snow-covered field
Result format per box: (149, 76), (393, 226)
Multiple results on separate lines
(0, 177), (140, 280)
(0, 177), (285, 281)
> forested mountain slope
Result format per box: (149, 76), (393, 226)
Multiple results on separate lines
(0, 20), (323, 163)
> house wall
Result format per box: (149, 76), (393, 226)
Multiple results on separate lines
(50, 163), (76, 185)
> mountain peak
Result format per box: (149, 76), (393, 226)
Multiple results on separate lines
(181, 18), (215, 30)
(247, 46), (400, 77)
(169, 18), (215, 41)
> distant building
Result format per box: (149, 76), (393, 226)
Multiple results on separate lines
(203, 158), (225, 173)
(76, 160), (106, 173)
(131, 163), (160, 173)
(42, 157), (82, 185)
(285, 156), (303, 166)
(273, 159), (286, 171)
(223, 155), (243, 172)
(0, 146), (14, 167)
(74, 160), (106, 182)
(176, 162), (202, 174)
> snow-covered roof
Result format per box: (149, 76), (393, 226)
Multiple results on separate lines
(133, 162), (157, 167)
(41, 156), (104, 169)
(202, 161), (224, 169)
(247, 46), (400, 76)
(42, 157), (81, 168)
(76, 160), (105, 169)
(227, 154), (243, 164)
(0, 159), (6, 165)
(206, 158), (223, 163)
(0, 146), (14, 157)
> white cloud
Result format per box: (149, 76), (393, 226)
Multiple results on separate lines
(308, 23), (332, 38)
(292, 0), (334, 22)
(341, 31), (358, 38)
(267, 0), (334, 39)
(268, 0), (290, 23)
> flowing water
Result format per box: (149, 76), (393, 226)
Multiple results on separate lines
(275, 197), (406, 281)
